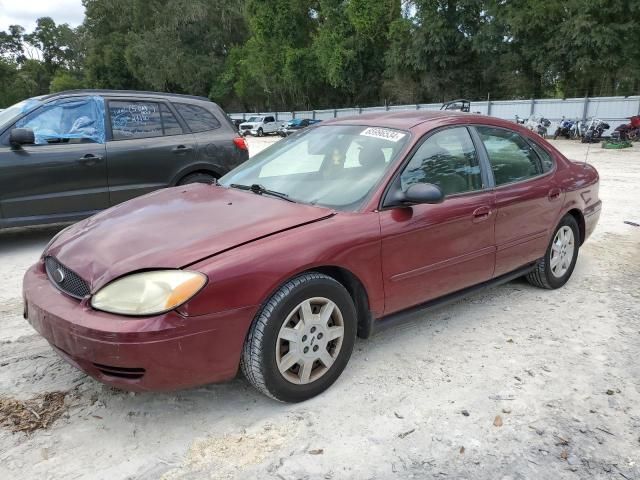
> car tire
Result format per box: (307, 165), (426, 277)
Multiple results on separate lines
(177, 173), (216, 186)
(241, 272), (357, 402)
(526, 214), (580, 289)
(257, 128), (264, 137)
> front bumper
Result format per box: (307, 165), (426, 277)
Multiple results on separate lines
(23, 263), (257, 391)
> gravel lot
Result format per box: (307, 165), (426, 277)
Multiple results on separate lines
(0, 137), (639, 479)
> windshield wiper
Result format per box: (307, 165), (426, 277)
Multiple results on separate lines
(229, 183), (295, 203)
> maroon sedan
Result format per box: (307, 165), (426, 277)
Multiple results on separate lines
(23, 111), (601, 402)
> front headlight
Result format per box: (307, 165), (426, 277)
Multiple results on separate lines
(91, 270), (207, 316)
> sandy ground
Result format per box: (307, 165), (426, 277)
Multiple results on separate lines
(0, 136), (639, 480)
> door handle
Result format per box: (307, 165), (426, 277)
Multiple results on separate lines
(172, 145), (193, 153)
(76, 154), (103, 166)
(548, 188), (562, 200)
(472, 206), (493, 223)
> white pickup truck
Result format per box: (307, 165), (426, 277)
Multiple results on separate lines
(238, 115), (279, 136)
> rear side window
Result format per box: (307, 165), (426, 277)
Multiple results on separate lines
(174, 103), (221, 132)
(160, 104), (183, 136)
(109, 101), (163, 140)
(476, 127), (543, 185)
(529, 141), (555, 173)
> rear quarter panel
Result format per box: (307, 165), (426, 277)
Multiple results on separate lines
(554, 160), (601, 242)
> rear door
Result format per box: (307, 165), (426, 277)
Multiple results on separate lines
(0, 97), (108, 225)
(473, 126), (562, 277)
(105, 98), (198, 205)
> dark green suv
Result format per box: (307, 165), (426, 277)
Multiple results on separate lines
(0, 90), (249, 229)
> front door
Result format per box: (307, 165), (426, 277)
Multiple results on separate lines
(0, 97), (108, 225)
(379, 126), (496, 315)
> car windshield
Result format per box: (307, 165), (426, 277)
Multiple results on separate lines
(247, 116), (263, 122)
(220, 125), (410, 210)
(0, 99), (42, 129)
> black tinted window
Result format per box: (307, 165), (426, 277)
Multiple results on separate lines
(401, 127), (482, 196)
(109, 101), (162, 140)
(160, 104), (183, 136)
(174, 103), (221, 132)
(477, 127), (543, 185)
(265, 116), (275, 123)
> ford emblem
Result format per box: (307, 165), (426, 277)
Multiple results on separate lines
(54, 268), (65, 283)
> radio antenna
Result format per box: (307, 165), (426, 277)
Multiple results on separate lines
(583, 94), (601, 167)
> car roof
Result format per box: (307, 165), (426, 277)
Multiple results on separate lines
(320, 110), (539, 138)
(321, 110), (482, 129)
(39, 89), (210, 103)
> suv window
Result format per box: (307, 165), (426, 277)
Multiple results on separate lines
(264, 116), (275, 123)
(109, 101), (163, 140)
(160, 104), (183, 136)
(477, 126), (543, 185)
(174, 103), (221, 133)
(401, 127), (482, 196)
(15, 97), (101, 145)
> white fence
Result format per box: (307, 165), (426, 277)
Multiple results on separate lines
(231, 95), (640, 131)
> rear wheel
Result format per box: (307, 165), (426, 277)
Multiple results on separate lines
(177, 172), (216, 186)
(526, 215), (579, 289)
(241, 272), (357, 402)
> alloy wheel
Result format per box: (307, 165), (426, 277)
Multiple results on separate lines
(276, 297), (345, 385)
(550, 226), (575, 278)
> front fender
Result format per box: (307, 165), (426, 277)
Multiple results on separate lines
(180, 212), (385, 319)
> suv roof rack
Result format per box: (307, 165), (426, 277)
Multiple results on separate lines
(40, 89), (211, 102)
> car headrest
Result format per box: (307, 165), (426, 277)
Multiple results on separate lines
(359, 145), (386, 169)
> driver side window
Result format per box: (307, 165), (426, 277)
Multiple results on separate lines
(401, 127), (482, 196)
(16, 97), (102, 145)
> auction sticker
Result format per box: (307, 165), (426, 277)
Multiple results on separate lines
(360, 127), (406, 142)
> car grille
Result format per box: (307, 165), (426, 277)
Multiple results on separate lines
(44, 256), (91, 299)
(240, 125), (252, 130)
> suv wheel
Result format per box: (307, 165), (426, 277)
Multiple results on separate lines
(526, 214), (580, 289)
(257, 128), (264, 137)
(241, 272), (357, 402)
(177, 173), (216, 186)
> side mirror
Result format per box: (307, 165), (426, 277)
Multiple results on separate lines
(9, 128), (35, 147)
(385, 183), (444, 207)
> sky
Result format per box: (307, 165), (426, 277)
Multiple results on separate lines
(0, 0), (85, 32)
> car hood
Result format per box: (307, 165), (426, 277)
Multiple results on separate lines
(47, 185), (335, 290)
(240, 122), (257, 128)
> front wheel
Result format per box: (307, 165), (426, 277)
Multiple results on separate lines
(526, 215), (580, 289)
(257, 128), (264, 137)
(241, 272), (357, 402)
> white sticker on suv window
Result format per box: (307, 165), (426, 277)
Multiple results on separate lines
(360, 127), (406, 142)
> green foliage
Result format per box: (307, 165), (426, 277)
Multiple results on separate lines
(50, 71), (87, 92)
(0, 0), (639, 109)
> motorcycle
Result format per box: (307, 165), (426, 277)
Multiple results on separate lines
(553, 117), (575, 139)
(524, 115), (551, 138)
(570, 119), (588, 139)
(581, 118), (610, 143)
(612, 115), (640, 142)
